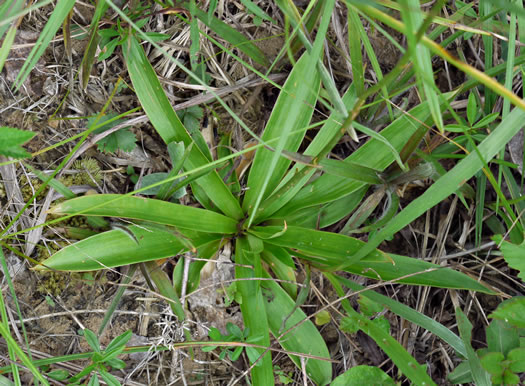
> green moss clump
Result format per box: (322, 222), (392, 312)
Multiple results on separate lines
(72, 158), (102, 186)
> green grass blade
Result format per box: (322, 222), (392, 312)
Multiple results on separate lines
(347, 6), (365, 96)
(242, 50), (321, 225)
(455, 307), (492, 386)
(240, 0), (276, 23)
(0, 0), (24, 39)
(185, 2), (269, 66)
(0, 249), (22, 385)
(123, 34), (243, 219)
(0, 324), (48, 385)
(81, 0), (108, 89)
(35, 224), (219, 271)
(235, 237), (274, 384)
(399, 0), (443, 131)
(0, 24), (17, 74)
(48, 194), (238, 234)
(329, 276), (437, 386)
(14, 0), (75, 90)
(347, 105), (525, 265)
(261, 271), (332, 385)
(277, 0), (346, 117)
(332, 274), (467, 357)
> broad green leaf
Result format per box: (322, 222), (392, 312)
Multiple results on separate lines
(261, 272), (332, 385)
(489, 296), (525, 329)
(344, 253), (492, 292)
(49, 195), (237, 234)
(46, 370), (69, 381)
(250, 225), (388, 267)
(252, 226), (493, 292)
(480, 352), (505, 375)
(243, 51), (320, 224)
(508, 348), (525, 373)
(14, 0), (75, 89)
(0, 127), (36, 158)
(318, 159), (382, 184)
(261, 245), (297, 299)
(123, 34), (243, 219)
(105, 330), (132, 353)
(35, 225), (219, 271)
(448, 361), (474, 384)
(486, 319), (519, 356)
(98, 369), (119, 386)
(235, 237), (274, 384)
(492, 235), (525, 282)
(274, 97), (441, 217)
(256, 86), (358, 221)
(136, 172), (186, 200)
(331, 365), (395, 386)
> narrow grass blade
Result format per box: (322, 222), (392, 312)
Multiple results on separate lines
(123, 35), (243, 219)
(347, 104), (525, 265)
(455, 307), (492, 386)
(0, 0), (24, 39)
(98, 265), (138, 336)
(143, 261), (186, 323)
(186, 3), (269, 66)
(81, 0), (108, 89)
(48, 194), (238, 234)
(14, 0), (75, 90)
(242, 51), (320, 224)
(331, 274), (467, 357)
(277, 0), (346, 117)
(240, 0), (276, 23)
(347, 6), (365, 96)
(261, 271), (332, 385)
(235, 237), (274, 384)
(356, 3), (525, 112)
(35, 225), (219, 271)
(0, 25), (17, 74)
(400, 0), (443, 131)
(25, 163), (76, 199)
(0, 324), (48, 385)
(327, 275), (437, 385)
